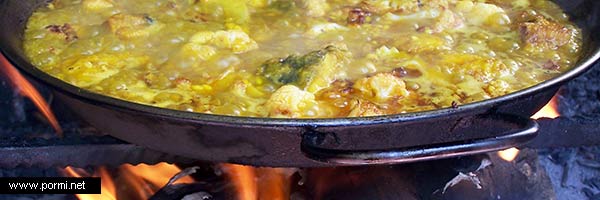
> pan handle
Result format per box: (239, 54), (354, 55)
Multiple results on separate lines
(301, 114), (539, 165)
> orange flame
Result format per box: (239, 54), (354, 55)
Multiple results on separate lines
(221, 164), (292, 200)
(97, 167), (116, 200)
(256, 168), (290, 200)
(64, 166), (116, 200)
(531, 95), (560, 119)
(121, 163), (194, 187)
(0, 53), (62, 136)
(499, 95), (560, 161)
(64, 163), (194, 200)
(498, 147), (520, 162)
(221, 164), (257, 200)
(119, 165), (155, 200)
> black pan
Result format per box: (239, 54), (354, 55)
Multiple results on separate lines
(1, 0), (599, 167)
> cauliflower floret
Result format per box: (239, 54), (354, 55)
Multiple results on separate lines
(211, 80), (268, 116)
(58, 53), (149, 87)
(95, 70), (195, 108)
(297, 0), (330, 17)
(395, 34), (451, 53)
(348, 100), (385, 117)
(455, 1), (506, 25)
(82, 0), (114, 11)
(180, 43), (218, 61)
(483, 79), (511, 97)
(353, 73), (409, 102)
(364, 46), (412, 71)
(440, 53), (513, 83)
(431, 10), (464, 33)
(230, 80), (267, 110)
(265, 85), (319, 118)
(455, 75), (486, 98)
(189, 30), (258, 54)
(367, 46), (402, 60)
(106, 14), (164, 40)
(196, 0), (250, 24)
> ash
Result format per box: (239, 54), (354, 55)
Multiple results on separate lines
(539, 61), (600, 200)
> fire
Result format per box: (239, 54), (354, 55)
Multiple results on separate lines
(0, 53), (62, 135)
(221, 164), (257, 200)
(256, 168), (291, 200)
(121, 163), (194, 187)
(64, 167), (116, 200)
(221, 164), (291, 200)
(499, 95), (560, 162)
(96, 168), (116, 200)
(497, 148), (520, 162)
(531, 95), (560, 119)
(118, 165), (155, 199)
(63, 163), (193, 200)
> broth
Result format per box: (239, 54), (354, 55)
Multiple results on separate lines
(24, 0), (582, 118)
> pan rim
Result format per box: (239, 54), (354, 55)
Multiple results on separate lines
(2, 2), (600, 128)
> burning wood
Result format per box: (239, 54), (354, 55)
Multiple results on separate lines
(122, 163), (195, 188)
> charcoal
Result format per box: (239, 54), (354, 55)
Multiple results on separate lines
(149, 183), (215, 200)
(149, 165), (227, 200)
(559, 61), (600, 117)
(0, 167), (62, 177)
(547, 148), (576, 165)
(182, 192), (212, 200)
(585, 178), (600, 190)
(582, 187), (600, 200)
(581, 147), (600, 159)
(539, 61), (600, 200)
